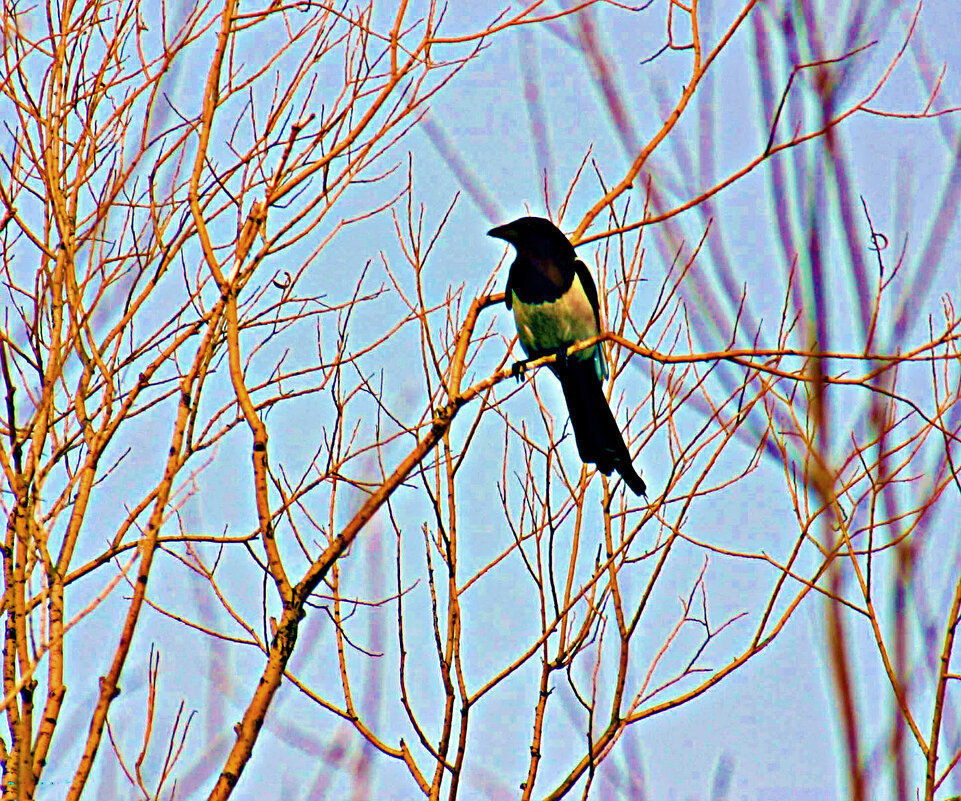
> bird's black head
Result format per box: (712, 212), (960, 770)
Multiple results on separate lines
(488, 216), (577, 263)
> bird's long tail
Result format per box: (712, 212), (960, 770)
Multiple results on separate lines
(556, 360), (647, 497)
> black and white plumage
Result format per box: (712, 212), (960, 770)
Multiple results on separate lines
(489, 216), (646, 497)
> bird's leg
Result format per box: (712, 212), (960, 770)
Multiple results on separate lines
(513, 346), (570, 381)
(553, 344), (570, 371)
(511, 358), (530, 382)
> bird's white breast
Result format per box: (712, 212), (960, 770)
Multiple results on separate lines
(512, 273), (599, 358)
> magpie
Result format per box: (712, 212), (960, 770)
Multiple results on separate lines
(489, 216), (647, 497)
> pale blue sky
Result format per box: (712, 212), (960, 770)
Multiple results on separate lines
(41, 1), (961, 799)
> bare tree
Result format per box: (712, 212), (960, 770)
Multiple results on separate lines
(0, 1), (958, 799)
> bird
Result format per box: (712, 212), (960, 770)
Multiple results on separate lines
(488, 216), (647, 497)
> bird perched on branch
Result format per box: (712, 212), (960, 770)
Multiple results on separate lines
(489, 216), (647, 497)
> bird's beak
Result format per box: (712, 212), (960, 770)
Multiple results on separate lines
(487, 223), (512, 242)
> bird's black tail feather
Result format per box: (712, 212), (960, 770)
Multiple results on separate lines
(556, 360), (647, 497)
